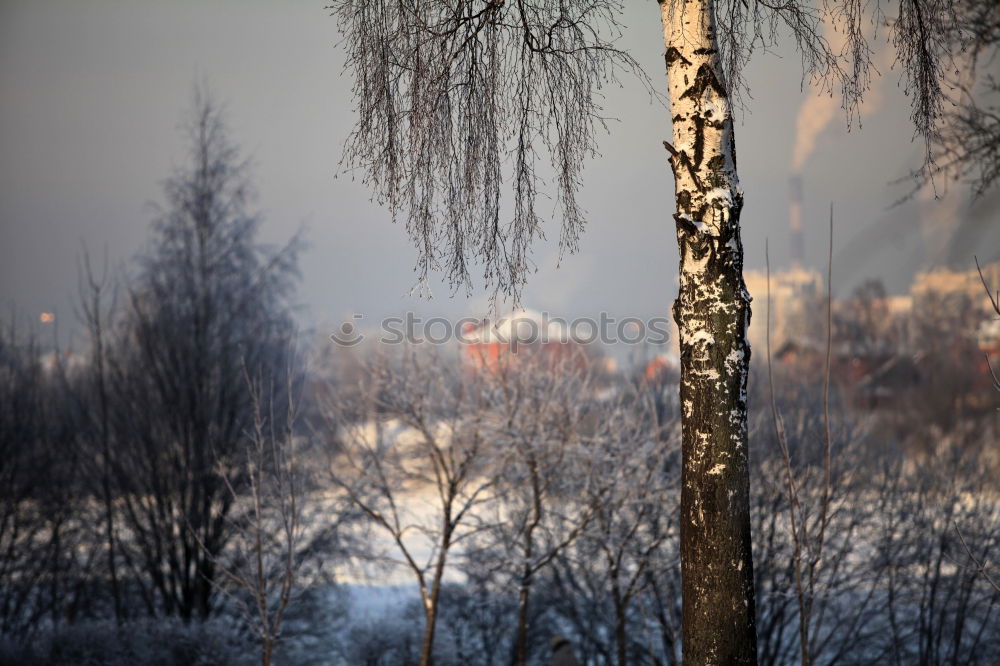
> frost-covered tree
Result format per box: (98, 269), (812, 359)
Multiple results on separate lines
(322, 350), (496, 666)
(563, 388), (679, 666)
(475, 351), (601, 666)
(110, 87), (301, 620)
(328, 1), (999, 662)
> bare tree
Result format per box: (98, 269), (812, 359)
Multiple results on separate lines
(948, 257), (1000, 598)
(206, 362), (312, 666)
(763, 223), (838, 666)
(0, 322), (95, 637)
(322, 349), (496, 666)
(0, 326), (56, 636)
(527, 381), (681, 666)
(873, 440), (1000, 665)
(75, 250), (124, 624)
(901, 0), (1000, 196)
(329, 1), (645, 300)
(581, 390), (678, 666)
(955, 525), (1000, 594)
(108, 86), (301, 620)
(428, 576), (516, 666)
(473, 351), (601, 666)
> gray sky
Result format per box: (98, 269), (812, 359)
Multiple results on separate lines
(1, 0), (995, 343)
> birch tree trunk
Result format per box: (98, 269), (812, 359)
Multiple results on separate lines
(658, 1), (758, 663)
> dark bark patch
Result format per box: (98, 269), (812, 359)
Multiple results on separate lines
(665, 46), (692, 68)
(677, 191), (692, 214)
(707, 155), (727, 188)
(680, 63), (728, 101)
(692, 116), (706, 171)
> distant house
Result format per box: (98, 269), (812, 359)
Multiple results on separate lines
(853, 353), (923, 410)
(643, 354), (677, 384)
(461, 310), (587, 373)
(772, 338), (916, 410)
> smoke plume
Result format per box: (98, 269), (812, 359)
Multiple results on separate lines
(791, 89), (841, 173)
(791, 29), (893, 173)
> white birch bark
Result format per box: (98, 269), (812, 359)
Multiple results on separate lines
(658, 0), (758, 663)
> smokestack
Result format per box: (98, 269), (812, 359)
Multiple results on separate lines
(789, 176), (805, 269)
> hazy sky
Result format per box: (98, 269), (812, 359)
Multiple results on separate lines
(1, 0), (996, 343)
